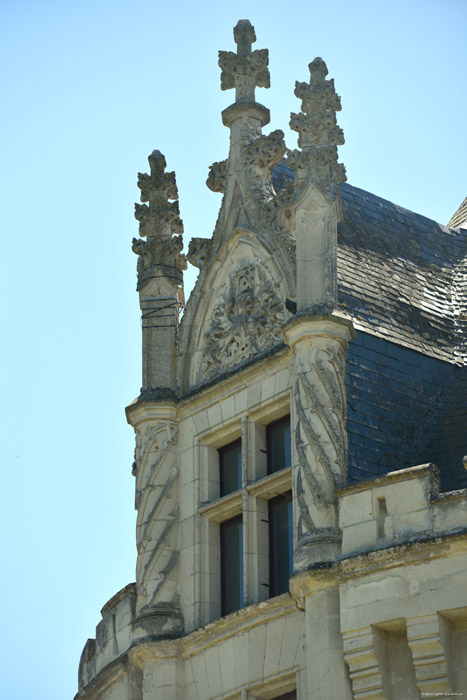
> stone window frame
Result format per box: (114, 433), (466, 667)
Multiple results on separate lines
(197, 391), (292, 624)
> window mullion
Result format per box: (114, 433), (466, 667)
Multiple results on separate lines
(241, 416), (251, 606)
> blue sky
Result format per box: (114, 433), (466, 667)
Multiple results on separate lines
(0, 1), (465, 698)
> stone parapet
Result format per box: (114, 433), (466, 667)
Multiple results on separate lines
(338, 464), (467, 557)
(78, 584), (137, 693)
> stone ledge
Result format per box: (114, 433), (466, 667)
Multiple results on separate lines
(247, 467), (292, 499)
(336, 463), (440, 498)
(101, 582), (136, 617)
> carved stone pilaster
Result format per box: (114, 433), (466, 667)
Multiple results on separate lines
(284, 314), (354, 568)
(406, 614), (453, 698)
(131, 409), (182, 638)
(342, 627), (385, 699)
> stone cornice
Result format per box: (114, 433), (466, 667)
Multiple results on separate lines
(75, 655), (129, 700)
(125, 398), (177, 428)
(221, 101), (270, 127)
(179, 345), (291, 419)
(283, 310), (355, 349)
(289, 533), (467, 608)
(129, 593), (299, 668)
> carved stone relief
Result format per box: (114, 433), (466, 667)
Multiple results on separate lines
(242, 129), (287, 208)
(206, 159), (228, 193)
(134, 422), (180, 618)
(200, 263), (286, 380)
(187, 237), (213, 270)
(293, 340), (347, 545)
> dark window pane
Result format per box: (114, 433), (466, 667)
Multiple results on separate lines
(267, 416), (291, 474)
(269, 492), (293, 597)
(219, 439), (242, 496)
(220, 516), (243, 615)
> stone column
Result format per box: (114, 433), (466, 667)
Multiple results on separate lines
(128, 150), (186, 638)
(284, 313), (354, 569)
(126, 402), (182, 640)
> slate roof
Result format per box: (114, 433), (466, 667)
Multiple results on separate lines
(271, 168), (467, 490)
(337, 183), (467, 366)
(448, 196), (467, 229)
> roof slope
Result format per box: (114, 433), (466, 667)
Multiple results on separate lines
(338, 183), (467, 365)
(448, 196), (467, 229)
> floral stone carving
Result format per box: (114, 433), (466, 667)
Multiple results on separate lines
(201, 264), (286, 379)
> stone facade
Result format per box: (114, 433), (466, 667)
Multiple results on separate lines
(76, 20), (467, 700)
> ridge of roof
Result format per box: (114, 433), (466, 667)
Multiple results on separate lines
(448, 196), (467, 229)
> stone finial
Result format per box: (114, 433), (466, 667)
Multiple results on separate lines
(218, 19), (270, 103)
(135, 150), (183, 238)
(289, 58), (346, 198)
(132, 150), (186, 288)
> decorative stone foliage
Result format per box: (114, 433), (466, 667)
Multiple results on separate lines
(206, 159), (228, 193)
(187, 237), (213, 269)
(242, 129), (287, 206)
(132, 150), (187, 289)
(201, 263), (286, 380)
(289, 57), (346, 199)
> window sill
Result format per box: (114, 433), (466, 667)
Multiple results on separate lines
(199, 490), (242, 522)
(247, 467), (292, 500)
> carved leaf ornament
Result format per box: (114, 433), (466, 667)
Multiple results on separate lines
(201, 264), (286, 379)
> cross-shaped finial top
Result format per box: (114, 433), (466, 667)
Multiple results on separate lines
(218, 20), (270, 103)
(233, 19), (256, 56)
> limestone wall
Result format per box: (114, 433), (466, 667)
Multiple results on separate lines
(77, 449), (467, 699)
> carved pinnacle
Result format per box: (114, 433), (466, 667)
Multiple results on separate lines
(132, 150), (186, 286)
(138, 150), (179, 207)
(289, 57), (346, 196)
(218, 20), (270, 103)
